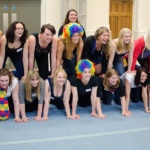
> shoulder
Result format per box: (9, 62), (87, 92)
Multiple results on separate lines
(0, 35), (7, 45)
(28, 34), (36, 42)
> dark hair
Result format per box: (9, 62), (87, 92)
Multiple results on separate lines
(63, 9), (79, 25)
(6, 21), (28, 44)
(0, 68), (13, 86)
(40, 24), (56, 35)
(134, 67), (148, 86)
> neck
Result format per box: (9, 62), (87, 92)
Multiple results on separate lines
(81, 79), (89, 85)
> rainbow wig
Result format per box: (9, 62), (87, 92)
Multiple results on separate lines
(62, 23), (84, 39)
(75, 59), (95, 80)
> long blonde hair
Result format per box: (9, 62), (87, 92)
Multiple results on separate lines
(94, 26), (112, 59)
(103, 68), (120, 90)
(144, 28), (150, 50)
(52, 67), (67, 87)
(25, 70), (41, 102)
(117, 28), (132, 53)
(59, 37), (83, 60)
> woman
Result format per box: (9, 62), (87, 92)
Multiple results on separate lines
(0, 68), (21, 122)
(101, 68), (129, 116)
(57, 23), (84, 79)
(0, 21), (28, 80)
(58, 9), (86, 40)
(82, 27), (111, 75)
(121, 67), (150, 114)
(19, 70), (44, 122)
(28, 24), (57, 80)
(71, 59), (106, 119)
(108, 28), (134, 75)
(131, 28), (150, 72)
(42, 67), (73, 120)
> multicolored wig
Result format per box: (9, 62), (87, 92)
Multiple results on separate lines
(75, 59), (95, 80)
(62, 23), (84, 39)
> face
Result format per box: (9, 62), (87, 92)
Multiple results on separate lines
(123, 32), (132, 44)
(140, 72), (148, 83)
(30, 77), (39, 88)
(98, 31), (109, 44)
(0, 75), (9, 89)
(81, 68), (91, 82)
(108, 74), (118, 86)
(42, 28), (53, 43)
(14, 23), (24, 38)
(56, 72), (66, 86)
(72, 32), (80, 44)
(68, 11), (78, 23)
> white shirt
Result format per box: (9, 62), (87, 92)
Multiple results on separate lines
(7, 77), (18, 97)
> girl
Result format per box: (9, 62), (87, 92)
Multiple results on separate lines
(28, 24), (57, 80)
(57, 23), (84, 79)
(101, 68), (129, 116)
(19, 70), (44, 122)
(108, 28), (134, 75)
(58, 9), (86, 40)
(71, 59), (106, 119)
(0, 68), (21, 122)
(43, 68), (73, 120)
(82, 27), (111, 75)
(0, 21), (28, 80)
(121, 67), (150, 114)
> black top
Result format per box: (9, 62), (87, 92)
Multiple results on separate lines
(71, 75), (100, 97)
(33, 33), (52, 80)
(48, 78), (66, 101)
(58, 25), (86, 41)
(99, 78), (125, 97)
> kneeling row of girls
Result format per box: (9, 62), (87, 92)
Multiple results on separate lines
(0, 58), (149, 123)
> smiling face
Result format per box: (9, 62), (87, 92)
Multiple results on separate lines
(108, 74), (118, 86)
(71, 32), (80, 44)
(140, 71), (148, 83)
(123, 32), (132, 45)
(69, 10), (78, 23)
(14, 23), (24, 38)
(56, 72), (66, 86)
(30, 76), (39, 88)
(0, 75), (9, 89)
(42, 28), (53, 43)
(81, 68), (92, 83)
(98, 31), (110, 45)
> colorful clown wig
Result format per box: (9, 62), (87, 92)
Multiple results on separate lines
(75, 59), (95, 79)
(62, 23), (84, 39)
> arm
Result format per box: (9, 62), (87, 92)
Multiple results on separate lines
(120, 96), (128, 116)
(42, 80), (50, 121)
(127, 43), (134, 72)
(142, 86), (150, 113)
(22, 40), (28, 80)
(56, 40), (65, 68)
(107, 41), (116, 69)
(77, 38), (84, 63)
(28, 35), (36, 70)
(33, 104), (43, 121)
(71, 86), (80, 119)
(63, 81), (75, 119)
(12, 83), (22, 122)
(50, 37), (57, 77)
(0, 35), (7, 68)
(90, 86), (98, 117)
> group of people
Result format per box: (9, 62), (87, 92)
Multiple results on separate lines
(0, 9), (150, 123)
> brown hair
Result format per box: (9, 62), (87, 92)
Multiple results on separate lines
(103, 68), (120, 90)
(41, 24), (56, 35)
(0, 68), (13, 86)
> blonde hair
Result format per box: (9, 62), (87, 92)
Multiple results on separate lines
(25, 70), (41, 102)
(103, 68), (120, 90)
(94, 26), (112, 59)
(53, 67), (67, 87)
(144, 28), (150, 50)
(117, 28), (132, 53)
(59, 36), (83, 60)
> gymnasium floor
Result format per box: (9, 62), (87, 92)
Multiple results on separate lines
(0, 102), (150, 150)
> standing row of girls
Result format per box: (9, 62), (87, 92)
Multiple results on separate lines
(0, 8), (150, 122)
